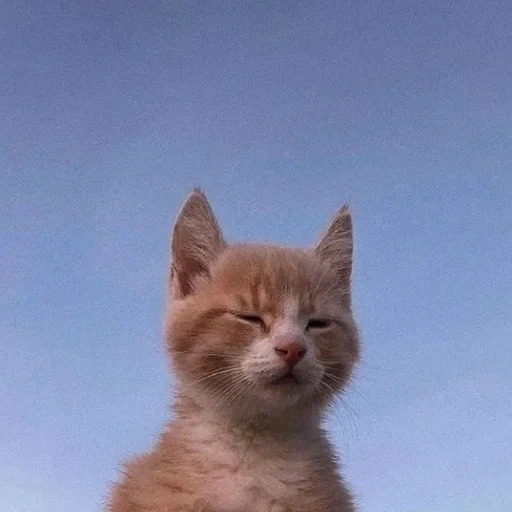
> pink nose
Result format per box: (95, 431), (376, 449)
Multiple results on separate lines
(274, 341), (307, 369)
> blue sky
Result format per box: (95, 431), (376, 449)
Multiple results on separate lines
(2, 1), (511, 511)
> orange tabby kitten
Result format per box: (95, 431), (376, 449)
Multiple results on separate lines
(107, 189), (360, 512)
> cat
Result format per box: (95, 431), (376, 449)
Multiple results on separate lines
(107, 188), (361, 512)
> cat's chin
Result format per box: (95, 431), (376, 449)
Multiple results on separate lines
(252, 374), (316, 409)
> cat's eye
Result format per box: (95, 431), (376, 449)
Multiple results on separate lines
(234, 313), (266, 328)
(306, 318), (331, 330)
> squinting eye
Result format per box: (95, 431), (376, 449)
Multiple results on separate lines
(306, 319), (331, 330)
(235, 313), (266, 328)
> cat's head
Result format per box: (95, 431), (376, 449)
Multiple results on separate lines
(166, 189), (360, 420)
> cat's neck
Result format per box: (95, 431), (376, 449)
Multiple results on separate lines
(173, 391), (323, 441)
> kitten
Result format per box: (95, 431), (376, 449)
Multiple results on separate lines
(107, 189), (361, 512)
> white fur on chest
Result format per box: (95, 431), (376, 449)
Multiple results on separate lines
(189, 420), (315, 512)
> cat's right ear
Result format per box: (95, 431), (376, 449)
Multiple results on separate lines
(170, 188), (226, 299)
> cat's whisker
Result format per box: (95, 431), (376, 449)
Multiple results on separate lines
(179, 366), (243, 392)
(345, 386), (372, 407)
(321, 371), (372, 408)
(316, 381), (360, 446)
(215, 374), (253, 417)
(227, 379), (258, 422)
(172, 349), (247, 360)
(180, 363), (242, 379)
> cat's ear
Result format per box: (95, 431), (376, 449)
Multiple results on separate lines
(314, 205), (353, 298)
(170, 188), (226, 299)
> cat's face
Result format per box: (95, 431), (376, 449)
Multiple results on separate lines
(166, 190), (359, 418)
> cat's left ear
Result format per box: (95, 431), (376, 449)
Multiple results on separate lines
(314, 205), (353, 298)
(170, 188), (226, 299)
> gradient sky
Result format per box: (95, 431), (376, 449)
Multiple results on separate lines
(2, 1), (512, 511)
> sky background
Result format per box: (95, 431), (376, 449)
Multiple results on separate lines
(1, 1), (512, 511)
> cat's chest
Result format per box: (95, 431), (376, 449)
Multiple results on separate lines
(192, 426), (323, 512)
(204, 458), (300, 511)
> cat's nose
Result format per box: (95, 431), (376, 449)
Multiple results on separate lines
(274, 341), (307, 369)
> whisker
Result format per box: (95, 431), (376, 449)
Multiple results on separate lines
(179, 366), (243, 392)
(171, 349), (246, 360)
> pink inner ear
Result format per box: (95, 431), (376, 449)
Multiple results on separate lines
(170, 190), (226, 299)
(314, 207), (353, 292)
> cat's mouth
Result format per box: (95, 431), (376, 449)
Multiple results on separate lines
(271, 371), (300, 386)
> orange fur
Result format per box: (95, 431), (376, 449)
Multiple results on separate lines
(107, 189), (361, 512)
